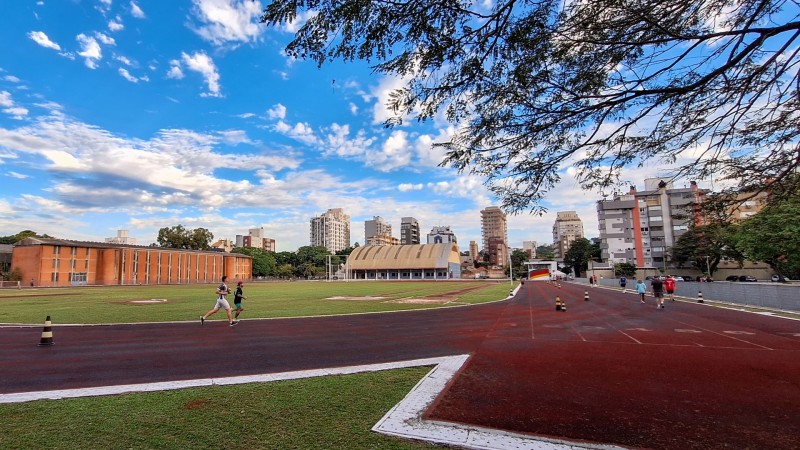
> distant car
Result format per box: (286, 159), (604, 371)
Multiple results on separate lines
(771, 274), (787, 282)
(739, 275), (757, 282)
(725, 275), (739, 281)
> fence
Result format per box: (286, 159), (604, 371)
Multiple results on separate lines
(578, 277), (800, 312)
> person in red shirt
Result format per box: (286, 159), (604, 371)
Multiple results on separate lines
(664, 276), (676, 302)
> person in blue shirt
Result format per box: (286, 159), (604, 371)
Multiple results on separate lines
(635, 279), (647, 303)
(619, 276), (628, 293)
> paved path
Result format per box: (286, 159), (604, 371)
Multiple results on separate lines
(2, 282), (799, 449)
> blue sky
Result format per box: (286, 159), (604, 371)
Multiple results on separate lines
(1, 0), (700, 252)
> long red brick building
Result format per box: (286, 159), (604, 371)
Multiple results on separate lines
(12, 237), (252, 287)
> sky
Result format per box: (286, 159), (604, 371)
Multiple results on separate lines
(0, 0), (705, 252)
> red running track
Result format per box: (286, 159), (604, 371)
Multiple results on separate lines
(1, 281), (799, 449)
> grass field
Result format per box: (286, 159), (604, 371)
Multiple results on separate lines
(0, 281), (514, 448)
(0, 367), (441, 450)
(0, 280), (515, 325)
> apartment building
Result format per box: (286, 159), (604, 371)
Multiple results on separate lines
(522, 240), (537, 259)
(310, 208), (351, 253)
(427, 225), (458, 244)
(236, 227), (276, 252)
(552, 211), (584, 260)
(400, 217), (420, 245)
(365, 216), (393, 245)
(481, 206), (508, 267)
(597, 179), (705, 267)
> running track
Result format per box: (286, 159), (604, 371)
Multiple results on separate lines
(1, 282), (799, 449)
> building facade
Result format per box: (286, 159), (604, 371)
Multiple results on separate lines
(427, 225), (458, 244)
(365, 216), (393, 245)
(343, 243), (462, 280)
(552, 211), (584, 260)
(236, 227), (276, 252)
(597, 179), (705, 267)
(11, 237), (252, 287)
(400, 217), (420, 245)
(105, 230), (137, 245)
(522, 240), (538, 259)
(310, 208), (351, 253)
(480, 206), (508, 267)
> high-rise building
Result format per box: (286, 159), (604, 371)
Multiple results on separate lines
(427, 225), (458, 244)
(469, 240), (479, 262)
(481, 206), (508, 266)
(310, 208), (351, 253)
(365, 216), (393, 245)
(236, 227), (276, 252)
(105, 230), (136, 245)
(522, 241), (537, 259)
(597, 179), (706, 267)
(400, 217), (420, 245)
(552, 211), (584, 260)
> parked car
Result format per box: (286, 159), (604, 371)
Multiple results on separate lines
(725, 275), (739, 281)
(771, 274), (787, 282)
(739, 275), (757, 282)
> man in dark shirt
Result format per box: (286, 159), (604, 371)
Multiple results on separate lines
(651, 277), (665, 309)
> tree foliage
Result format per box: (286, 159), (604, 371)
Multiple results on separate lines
(670, 224), (741, 276)
(563, 238), (594, 277)
(614, 262), (638, 278)
(261, 1), (800, 213)
(0, 230), (52, 244)
(732, 196), (800, 279)
(535, 245), (554, 260)
(156, 225), (214, 250)
(231, 247), (277, 277)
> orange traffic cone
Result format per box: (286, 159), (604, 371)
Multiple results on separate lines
(38, 315), (54, 346)
(555, 296), (562, 311)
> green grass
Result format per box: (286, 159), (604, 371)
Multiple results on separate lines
(0, 367), (441, 450)
(0, 280), (515, 325)
(0, 281), (515, 448)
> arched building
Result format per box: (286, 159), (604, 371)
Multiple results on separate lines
(11, 237), (252, 287)
(344, 243), (462, 280)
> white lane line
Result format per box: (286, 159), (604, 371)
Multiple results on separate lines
(669, 319), (774, 350)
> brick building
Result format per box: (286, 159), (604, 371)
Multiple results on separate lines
(12, 237), (252, 287)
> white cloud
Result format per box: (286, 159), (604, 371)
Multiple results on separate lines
(180, 51), (221, 97)
(7, 172), (29, 179)
(190, 0), (263, 46)
(0, 91), (12, 107)
(366, 129), (411, 171)
(267, 103), (286, 120)
(116, 55), (133, 66)
(109, 16), (125, 31)
(130, 1), (146, 19)
(398, 183), (423, 191)
(349, 102), (358, 115)
(76, 34), (102, 69)
(274, 120), (320, 146)
(28, 31), (61, 51)
(94, 32), (116, 46)
(0, 91), (28, 119)
(4, 75), (21, 83)
(166, 60), (184, 79)
(371, 73), (413, 125)
(118, 68), (138, 83)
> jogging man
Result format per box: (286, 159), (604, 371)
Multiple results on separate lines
(201, 275), (238, 326)
(651, 276), (665, 309)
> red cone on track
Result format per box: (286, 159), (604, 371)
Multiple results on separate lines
(38, 315), (54, 346)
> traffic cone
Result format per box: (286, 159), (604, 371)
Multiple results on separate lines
(555, 296), (562, 311)
(584, 290), (589, 301)
(561, 299), (567, 312)
(697, 291), (704, 303)
(38, 315), (54, 346)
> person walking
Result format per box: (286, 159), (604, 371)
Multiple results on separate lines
(232, 281), (247, 321)
(619, 276), (628, 293)
(664, 276), (676, 302)
(201, 275), (238, 326)
(635, 279), (647, 303)
(651, 276), (665, 309)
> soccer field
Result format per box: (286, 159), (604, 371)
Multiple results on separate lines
(0, 280), (514, 325)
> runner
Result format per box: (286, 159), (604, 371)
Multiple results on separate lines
(635, 279), (647, 304)
(651, 276), (665, 309)
(232, 281), (247, 321)
(664, 276), (676, 302)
